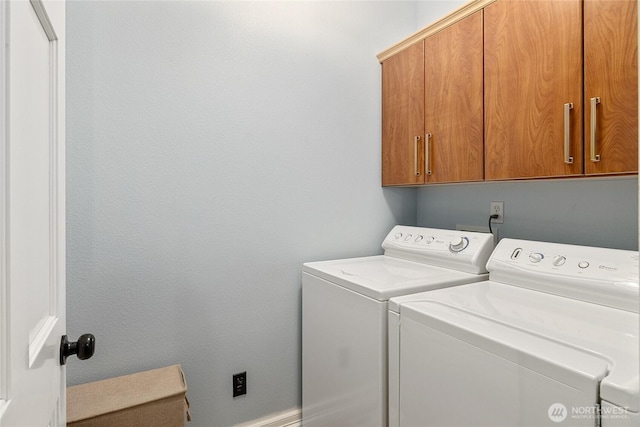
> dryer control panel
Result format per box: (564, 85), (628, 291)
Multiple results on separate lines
(382, 225), (495, 275)
(487, 238), (640, 312)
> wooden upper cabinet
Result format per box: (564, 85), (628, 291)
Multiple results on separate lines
(382, 12), (484, 186)
(382, 42), (425, 186)
(425, 11), (484, 183)
(484, 0), (583, 180)
(584, 0), (638, 175)
(381, 0), (637, 185)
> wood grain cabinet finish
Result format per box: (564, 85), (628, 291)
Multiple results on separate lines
(382, 12), (483, 186)
(484, 0), (584, 180)
(425, 11), (484, 183)
(584, 0), (638, 175)
(382, 42), (425, 186)
(382, 0), (637, 185)
(485, 0), (638, 180)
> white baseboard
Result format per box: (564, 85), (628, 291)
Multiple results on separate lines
(234, 407), (301, 427)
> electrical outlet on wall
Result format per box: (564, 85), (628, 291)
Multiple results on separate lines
(233, 372), (247, 397)
(490, 201), (504, 224)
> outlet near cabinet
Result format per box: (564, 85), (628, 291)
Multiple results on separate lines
(490, 201), (504, 224)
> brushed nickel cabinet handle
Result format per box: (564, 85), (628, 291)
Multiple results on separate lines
(425, 133), (432, 176)
(414, 135), (421, 176)
(563, 103), (574, 164)
(590, 97), (601, 162)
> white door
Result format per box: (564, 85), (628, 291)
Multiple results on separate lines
(1, 0), (67, 426)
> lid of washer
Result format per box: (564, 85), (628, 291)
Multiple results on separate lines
(303, 255), (486, 301)
(401, 280), (639, 413)
(302, 226), (494, 301)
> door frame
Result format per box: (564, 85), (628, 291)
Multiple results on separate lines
(1, 0), (10, 410)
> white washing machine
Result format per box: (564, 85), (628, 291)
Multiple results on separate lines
(393, 238), (639, 427)
(301, 225), (495, 427)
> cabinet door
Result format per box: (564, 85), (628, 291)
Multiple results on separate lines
(425, 11), (484, 183)
(382, 42), (425, 186)
(484, 0), (583, 180)
(584, 0), (638, 175)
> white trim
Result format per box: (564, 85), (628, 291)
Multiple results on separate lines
(0, 399), (8, 419)
(48, 21), (58, 318)
(29, 0), (56, 42)
(234, 408), (301, 427)
(0, 0), (9, 404)
(28, 316), (57, 368)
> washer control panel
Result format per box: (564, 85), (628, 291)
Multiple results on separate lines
(488, 238), (639, 312)
(381, 225), (495, 275)
(388, 230), (472, 253)
(502, 241), (637, 278)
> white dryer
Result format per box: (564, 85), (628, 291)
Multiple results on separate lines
(302, 225), (495, 427)
(394, 238), (639, 427)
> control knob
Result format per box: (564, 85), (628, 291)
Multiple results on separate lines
(529, 253), (544, 263)
(449, 237), (468, 252)
(552, 255), (566, 267)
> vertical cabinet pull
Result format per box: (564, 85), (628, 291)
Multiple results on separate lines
(414, 135), (421, 176)
(425, 133), (432, 176)
(590, 97), (601, 162)
(563, 103), (574, 164)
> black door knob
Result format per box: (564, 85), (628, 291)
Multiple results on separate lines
(60, 334), (95, 365)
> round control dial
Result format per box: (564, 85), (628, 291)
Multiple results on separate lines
(529, 253), (544, 263)
(578, 261), (590, 269)
(449, 237), (469, 253)
(552, 255), (566, 267)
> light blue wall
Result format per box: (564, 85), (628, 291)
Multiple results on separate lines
(66, 2), (638, 426)
(65, 2), (416, 426)
(416, 177), (638, 250)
